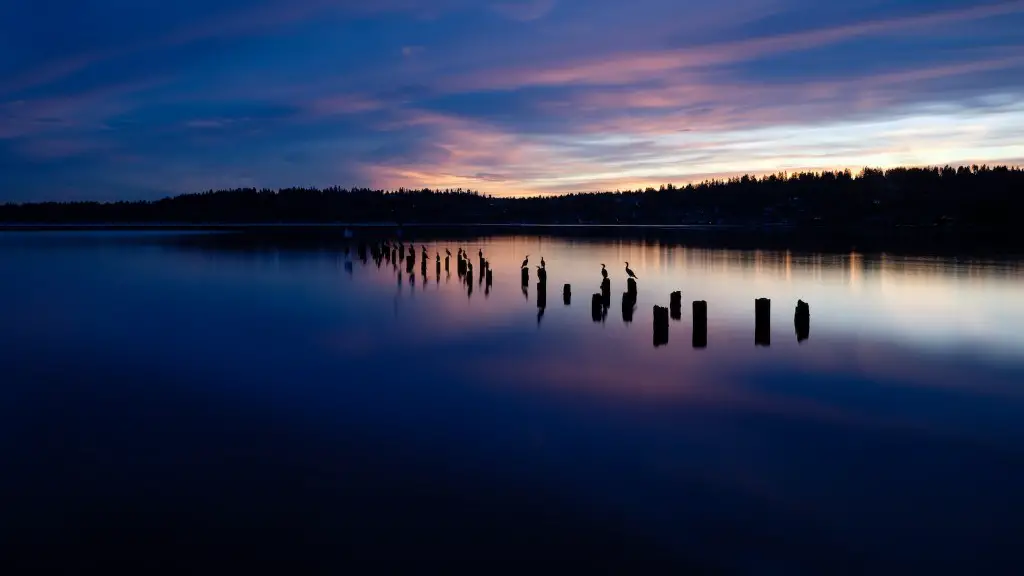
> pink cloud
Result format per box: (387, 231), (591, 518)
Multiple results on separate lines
(450, 1), (1024, 91)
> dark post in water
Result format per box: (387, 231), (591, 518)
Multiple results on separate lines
(755, 298), (771, 347)
(693, 300), (708, 349)
(521, 267), (529, 286)
(601, 278), (611, 309)
(670, 291), (682, 320)
(621, 292), (636, 323)
(795, 299), (810, 343)
(591, 293), (603, 322)
(627, 278), (637, 296)
(653, 305), (669, 347)
(563, 284), (571, 305)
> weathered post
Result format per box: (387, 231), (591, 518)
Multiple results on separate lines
(795, 300), (810, 343)
(537, 267), (547, 285)
(692, 300), (708, 348)
(445, 256), (450, 273)
(670, 291), (682, 321)
(755, 298), (771, 347)
(601, 278), (611, 309)
(521, 267), (529, 286)
(537, 282), (547, 309)
(563, 284), (571, 305)
(591, 293), (603, 322)
(627, 278), (637, 296)
(621, 292), (636, 323)
(486, 269), (493, 286)
(653, 305), (669, 347)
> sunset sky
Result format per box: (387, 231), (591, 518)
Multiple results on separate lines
(2, 0), (1023, 201)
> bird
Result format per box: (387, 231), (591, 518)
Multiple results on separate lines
(446, 248), (452, 257)
(521, 255), (529, 269)
(435, 252), (440, 263)
(625, 262), (638, 280)
(540, 256), (546, 268)
(601, 264), (608, 279)
(478, 249), (483, 259)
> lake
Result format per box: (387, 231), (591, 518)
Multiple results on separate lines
(3, 230), (1024, 574)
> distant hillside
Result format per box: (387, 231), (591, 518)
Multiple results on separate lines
(1, 165), (1022, 230)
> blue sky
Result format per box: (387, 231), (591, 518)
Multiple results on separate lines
(1, 0), (1023, 200)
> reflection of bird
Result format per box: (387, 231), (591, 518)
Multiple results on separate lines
(625, 262), (638, 280)
(521, 255), (529, 269)
(601, 263), (608, 279)
(540, 256), (546, 268)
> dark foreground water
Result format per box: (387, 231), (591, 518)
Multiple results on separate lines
(3, 231), (1024, 574)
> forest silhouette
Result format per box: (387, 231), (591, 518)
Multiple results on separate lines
(1, 165), (1021, 230)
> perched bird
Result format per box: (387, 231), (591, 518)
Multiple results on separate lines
(540, 256), (546, 268)
(446, 248), (452, 257)
(521, 255), (529, 269)
(436, 252), (440, 263)
(625, 262), (638, 280)
(601, 264), (608, 279)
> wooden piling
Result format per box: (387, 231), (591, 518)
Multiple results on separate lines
(627, 278), (637, 295)
(755, 298), (770, 347)
(670, 291), (682, 320)
(591, 293), (603, 322)
(692, 300), (708, 348)
(653, 305), (669, 347)
(795, 299), (810, 343)
(563, 284), (571, 305)
(521, 267), (529, 286)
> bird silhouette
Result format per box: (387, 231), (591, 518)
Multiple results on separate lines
(601, 263), (608, 279)
(540, 256), (546, 268)
(521, 255), (529, 269)
(446, 248), (452, 257)
(625, 262), (638, 280)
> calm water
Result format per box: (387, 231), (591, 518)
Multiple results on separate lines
(3, 231), (1024, 573)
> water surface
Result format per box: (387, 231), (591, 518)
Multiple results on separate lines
(3, 231), (1024, 573)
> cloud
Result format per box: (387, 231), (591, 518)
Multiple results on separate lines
(2, 0), (1024, 200)
(490, 0), (557, 21)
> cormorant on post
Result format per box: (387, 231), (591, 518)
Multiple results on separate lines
(540, 256), (546, 268)
(436, 252), (441, 263)
(479, 249), (483, 259)
(446, 248), (452, 257)
(521, 255), (529, 269)
(601, 264), (608, 279)
(625, 262), (638, 280)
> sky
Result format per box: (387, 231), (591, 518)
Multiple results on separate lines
(1, 0), (1023, 201)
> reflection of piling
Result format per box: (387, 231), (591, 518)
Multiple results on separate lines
(563, 284), (571, 305)
(670, 291), (682, 320)
(467, 278), (473, 298)
(601, 279), (611, 309)
(621, 293), (636, 323)
(692, 300), (708, 349)
(521, 267), (529, 286)
(755, 298), (771, 347)
(627, 278), (637, 297)
(795, 300), (810, 343)
(591, 294), (603, 322)
(486, 269), (493, 286)
(445, 256), (450, 273)
(653, 305), (669, 347)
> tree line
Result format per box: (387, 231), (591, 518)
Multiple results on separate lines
(0, 165), (1021, 229)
